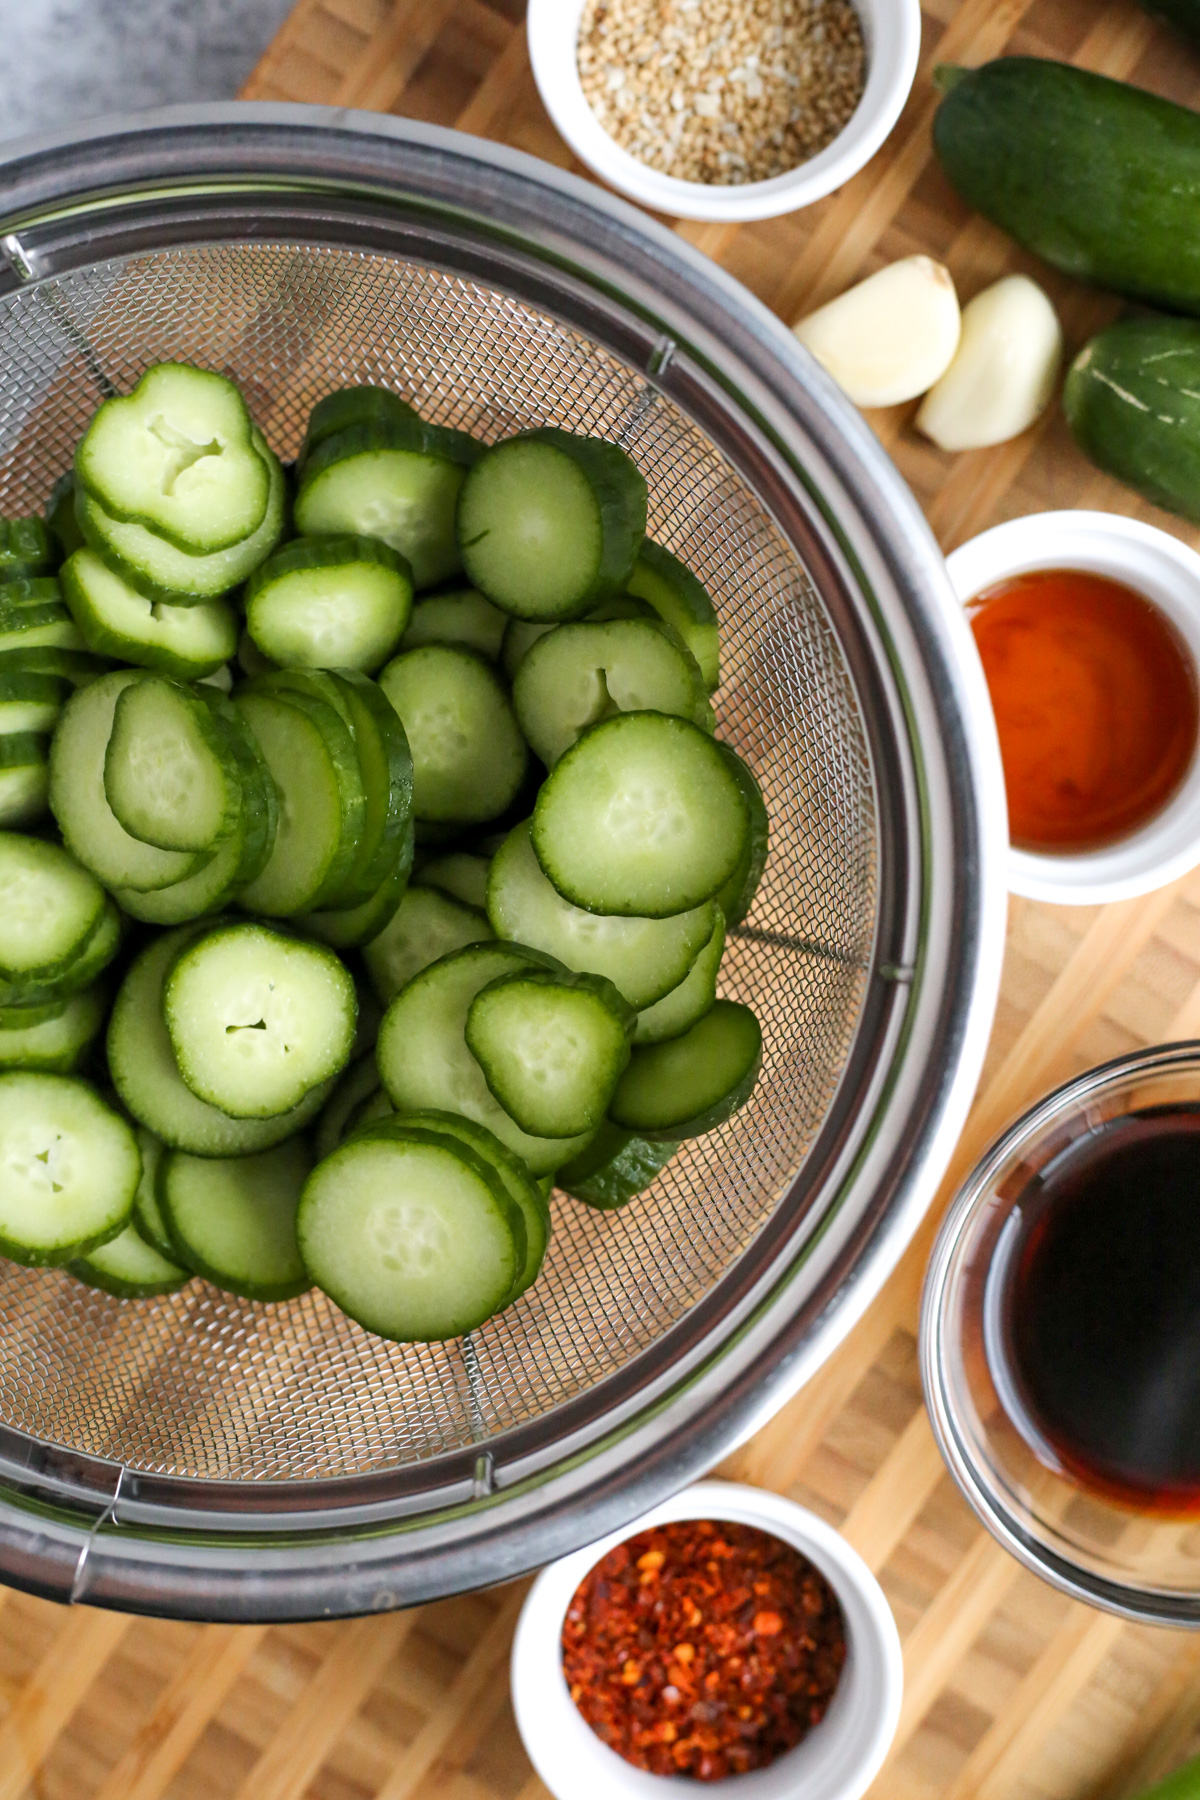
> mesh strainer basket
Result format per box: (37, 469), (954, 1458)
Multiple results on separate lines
(0, 106), (1006, 1622)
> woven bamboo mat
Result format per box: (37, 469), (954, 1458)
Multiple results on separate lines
(4, 3), (1200, 1799)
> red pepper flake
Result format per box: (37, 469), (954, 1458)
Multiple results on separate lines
(561, 1518), (847, 1781)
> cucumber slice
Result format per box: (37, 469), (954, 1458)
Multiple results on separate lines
(626, 540), (721, 692)
(309, 668), (414, 907)
(532, 713), (748, 918)
(0, 578), (63, 608)
(50, 671), (210, 892)
(713, 744), (769, 928)
(501, 618), (556, 680)
(457, 428), (647, 621)
(0, 749), (48, 827)
(415, 852), (491, 911)
(76, 426), (285, 603)
(164, 921), (357, 1119)
(76, 363), (269, 555)
(200, 664), (233, 694)
(110, 811), (248, 925)
(378, 644), (527, 824)
(61, 548), (237, 679)
(556, 1121), (680, 1210)
(0, 611), (85, 654)
(238, 628), (277, 679)
(0, 670), (67, 734)
(376, 943), (594, 1175)
(0, 517), (58, 580)
(300, 387), (418, 469)
(69, 1220), (190, 1298)
(0, 833), (105, 980)
(0, 1073), (139, 1265)
(385, 1108), (549, 1304)
(0, 980), (107, 1073)
(363, 884), (493, 1005)
(159, 1138), (312, 1301)
(196, 687), (278, 888)
(400, 588), (508, 661)
(299, 818), (414, 951)
(298, 1124), (521, 1340)
(466, 966), (633, 1138)
(316, 1052), (384, 1162)
(0, 646), (106, 686)
(245, 534), (414, 673)
(487, 822), (714, 1009)
(47, 476), (84, 561)
(513, 617), (710, 766)
(107, 927), (335, 1155)
(0, 899), (121, 1010)
(296, 419), (482, 590)
(233, 687), (359, 916)
(634, 909), (724, 1045)
(131, 1126), (174, 1258)
(104, 676), (243, 852)
(608, 1000), (762, 1140)
(0, 994), (68, 1029)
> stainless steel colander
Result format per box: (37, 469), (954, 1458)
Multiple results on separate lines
(0, 105), (1005, 1621)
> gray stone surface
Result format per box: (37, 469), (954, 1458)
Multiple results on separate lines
(0, 0), (297, 142)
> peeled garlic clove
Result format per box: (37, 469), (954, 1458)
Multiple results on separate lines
(916, 274), (1063, 452)
(793, 256), (961, 408)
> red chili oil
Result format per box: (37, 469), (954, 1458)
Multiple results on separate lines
(967, 568), (1198, 853)
(561, 1517), (847, 1781)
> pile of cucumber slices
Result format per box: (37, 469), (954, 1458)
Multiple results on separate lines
(0, 362), (768, 1343)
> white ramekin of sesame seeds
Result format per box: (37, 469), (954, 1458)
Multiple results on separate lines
(527, 0), (920, 223)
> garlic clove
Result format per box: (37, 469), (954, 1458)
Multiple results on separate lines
(792, 256), (961, 409)
(916, 274), (1063, 452)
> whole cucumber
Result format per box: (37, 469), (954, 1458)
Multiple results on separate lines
(934, 59), (1200, 313)
(1063, 316), (1200, 521)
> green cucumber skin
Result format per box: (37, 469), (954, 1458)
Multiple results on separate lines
(934, 58), (1200, 313)
(1063, 318), (1200, 522)
(557, 1122), (680, 1208)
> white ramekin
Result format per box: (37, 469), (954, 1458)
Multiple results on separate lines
(526, 0), (921, 223)
(947, 511), (1200, 906)
(511, 1480), (903, 1800)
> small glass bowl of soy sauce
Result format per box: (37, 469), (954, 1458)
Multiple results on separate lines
(921, 1043), (1200, 1625)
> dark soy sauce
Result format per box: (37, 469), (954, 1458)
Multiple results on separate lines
(1002, 1108), (1200, 1514)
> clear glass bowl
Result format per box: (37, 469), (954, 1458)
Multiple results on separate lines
(921, 1043), (1200, 1625)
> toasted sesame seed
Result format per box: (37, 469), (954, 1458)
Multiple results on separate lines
(577, 0), (865, 185)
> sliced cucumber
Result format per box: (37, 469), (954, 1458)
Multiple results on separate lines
(315, 1052), (383, 1162)
(77, 426), (285, 603)
(50, 671), (210, 892)
(502, 616), (555, 681)
(61, 547), (237, 679)
(457, 429), (647, 621)
(245, 534), (414, 673)
(111, 814), (248, 925)
(0, 669), (68, 733)
(533, 713), (748, 918)
(466, 966), (633, 1138)
(298, 1123), (521, 1340)
(196, 686), (278, 887)
(713, 745), (769, 928)
(608, 1000), (762, 1140)
(363, 884), (493, 1005)
(0, 748), (48, 827)
(399, 587), (508, 661)
(0, 646), (107, 686)
(415, 852), (491, 911)
(299, 819), (414, 951)
(76, 363), (268, 555)
(0, 980), (107, 1072)
(104, 675), (243, 853)
(130, 1126), (174, 1258)
(487, 822), (715, 1009)
(387, 1108), (549, 1303)
(626, 540), (721, 692)
(0, 517), (58, 580)
(160, 1138), (312, 1301)
(378, 644), (527, 823)
(0, 578), (63, 608)
(108, 927), (334, 1155)
(556, 1121), (680, 1209)
(69, 1220), (190, 1298)
(0, 609), (85, 654)
(0, 1073), (138, 1265)
(296, 418), (482, 590)
(233, 686), (359, 916)
(300, 387), (418, 469)
(0, 898), (121, 1012)
(164, 921), (357, 1119)
(0, 833), (105, 981)
(513, 617), (710, 766)
(294, 668), (413, 908)
(47, 476), (84, 561)
(634, 909), (724, 1045)
(376, 943), (594, 1175)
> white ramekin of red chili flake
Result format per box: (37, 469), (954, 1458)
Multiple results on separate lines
(511, 1479), (903, 1799)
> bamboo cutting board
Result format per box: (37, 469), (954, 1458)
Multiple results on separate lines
(5, 4), (1200, 1800)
